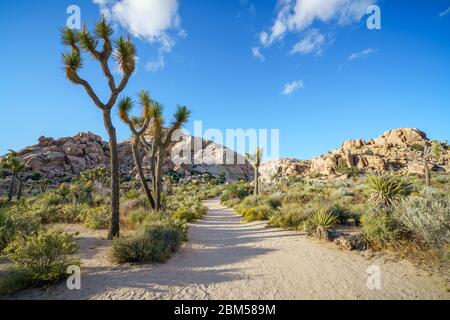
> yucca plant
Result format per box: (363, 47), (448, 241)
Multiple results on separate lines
(305, 208), (339, 240)
(61, 16), (137, 239)
(366, 175), (410, 210)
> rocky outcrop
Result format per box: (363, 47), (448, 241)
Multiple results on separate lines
(260, 128), (449, 183)
(259, 158), (311, 183)
(2, 131), (253, 184)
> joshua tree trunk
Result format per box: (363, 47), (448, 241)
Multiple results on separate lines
(16, 176), (23, 200)
(131, 138), (156, 209)
(423, 157), (431, 187)
(154, 151), (163, 211)
(7, 172), (16, 202)
(104, 111), (120, 239)
(254, 165), (260, 196)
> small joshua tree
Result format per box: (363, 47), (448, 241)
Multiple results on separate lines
(246, 148), (263, 196)
(422, 140), (443, 187)
(118, 91), (156, 209)
(1, 151), (25, 202)
(61, 18), (137, 239)
(139, 103), (191, 211)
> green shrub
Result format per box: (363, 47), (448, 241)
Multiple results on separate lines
(269, 203), (309, 229)
(83, 206), (110, 230)
(55, 184), (72, 204)
(361, 214), (400, 249)
(110, 220), (187, 264)
(1, 229), (79, 294)
(366, 175), (411, 209)
(123, 189), (140, 200)
(70, 182), (94, 206)
(394, 194), (450, 248)
(128, 208), (152, 225)
(40, 191), (64, 207)
(224, 181), (253, 200)
(0, 208), (40, 252)
(411, 143), (424, 152)
(336, 159), (361, 178)
(237, 205), (273, 222)
(172, 204), (207, 223)
(266, 194), (282, 209)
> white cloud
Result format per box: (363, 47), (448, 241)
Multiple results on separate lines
(348, 47), (376, 60)
(93, 0), (184, 71)
(259, 0), (375, 48)
(282, 80), (304, 95)
(439, 6), (450, 17)
(252, 47), (265, 61)
(291, 29), (325, 55)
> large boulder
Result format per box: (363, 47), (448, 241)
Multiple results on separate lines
(372, 128), (427, 146)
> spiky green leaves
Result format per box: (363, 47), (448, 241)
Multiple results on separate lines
(114, 36), (136, 75)
(61, 27), (80, 47)
(79, 27), (99, 57)
(174, 106), (191, 127)
(95, 17), (113, 40)
(118, 97), (134, 125)
(62, 51), (82, 83)
(309, 208), (339, 229)
(366, 175), (411, 209)
(1, 151), (25, 173)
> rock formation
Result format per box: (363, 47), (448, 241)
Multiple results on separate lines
(260, 128), (449, 183)
(0, 131), (253, 186)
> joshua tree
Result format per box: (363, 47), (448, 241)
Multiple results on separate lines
(1, 151), (25, 202)
(246, 148), (263, 196)
(118, 91), (156, 209)
(139, 103), (191, 211)
(422, 140), (444, 187)
(61, 18), (137, 239)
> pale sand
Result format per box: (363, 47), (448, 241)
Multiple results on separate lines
(11, 199), (449, 300)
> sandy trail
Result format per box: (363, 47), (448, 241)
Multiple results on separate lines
(12, 199), (449, 300)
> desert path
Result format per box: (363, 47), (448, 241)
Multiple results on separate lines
(14, 199), (449, 300)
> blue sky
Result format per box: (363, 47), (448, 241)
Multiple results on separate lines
(0, 0), (449, 159)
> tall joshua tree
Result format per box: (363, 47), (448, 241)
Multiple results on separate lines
(139, 103), (191, 211)
(1, 151), (25, 202)
(61, 18), (137, 239)
(246, 148), (263, 196)
(118, 91), (156, 209)
(422, 140), (443, 187)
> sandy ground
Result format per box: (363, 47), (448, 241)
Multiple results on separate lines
(9, 199), (449, 300)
